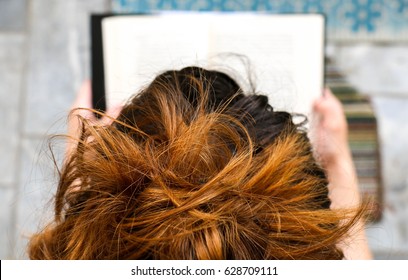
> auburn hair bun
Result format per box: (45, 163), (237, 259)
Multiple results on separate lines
(28, 67), (362, 259)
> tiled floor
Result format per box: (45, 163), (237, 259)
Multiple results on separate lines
(366, 97), (408, 258)
(1, 0), (408, 259)
(0, 0), (110, 259)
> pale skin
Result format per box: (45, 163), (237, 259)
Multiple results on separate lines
(312, 88), (372, 260)
(66, 80), (121, 157)
(68, 82), (372, 260)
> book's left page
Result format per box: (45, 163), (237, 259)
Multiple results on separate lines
(102, 14), (209, 106)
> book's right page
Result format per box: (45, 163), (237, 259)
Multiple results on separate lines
(208, 14), (324, 120)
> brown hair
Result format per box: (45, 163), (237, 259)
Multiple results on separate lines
(29, 67), (362, 259)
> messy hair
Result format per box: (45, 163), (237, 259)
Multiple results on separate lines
(28, 67), (361, 259)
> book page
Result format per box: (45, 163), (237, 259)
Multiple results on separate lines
(208, 14), (324, 119)
(102, 13), (324, 119)
(102, 15), (209, 106)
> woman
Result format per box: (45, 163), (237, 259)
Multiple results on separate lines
(28, 67), (371, 259)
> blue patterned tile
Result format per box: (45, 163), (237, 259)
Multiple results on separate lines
(345, 0), (382, 32)
(302, 0), (324, 13)
(278, 1), (295, 13)
(397, 0), (408, 13)
(112, 0), (408, 41)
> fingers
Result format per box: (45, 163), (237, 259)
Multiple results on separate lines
(71, 80), (124, 124)
(314, 88), (346, 127)
(101, 104), (123, 125)
(314, 88), (339, 115)
(72, 80), (92, 108)
(71, 80), (95, 120)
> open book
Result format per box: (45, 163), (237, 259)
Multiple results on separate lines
(91, 13), (325, 119)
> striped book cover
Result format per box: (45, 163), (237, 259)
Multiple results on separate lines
(325, 57), (383, 221)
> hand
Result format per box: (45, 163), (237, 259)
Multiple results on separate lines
(312, 88), (372, 259)
(67, 80), (122, 156)
(311, 88), (350, 168)
(311, 88), (359, 208)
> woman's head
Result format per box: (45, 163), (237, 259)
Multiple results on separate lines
(29, 67), (358, 259)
